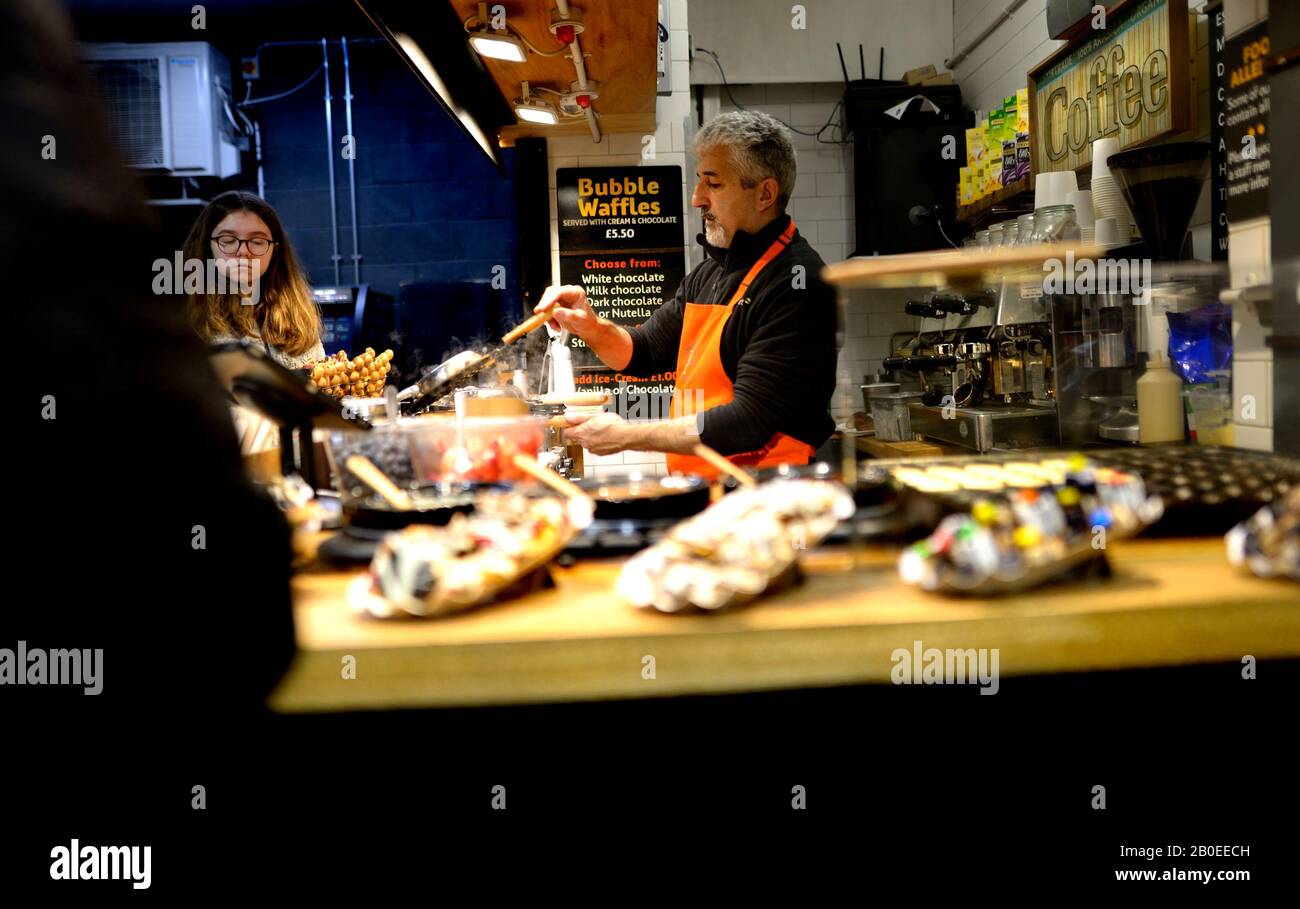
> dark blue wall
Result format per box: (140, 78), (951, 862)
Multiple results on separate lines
(255, 41), (520, 315)
(67, 0), (525, 340)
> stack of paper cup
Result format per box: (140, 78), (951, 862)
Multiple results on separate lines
(1067, 189), (1095, 241)
(1094, 216), (1122, 248)
(1090, 137), (1134, 242)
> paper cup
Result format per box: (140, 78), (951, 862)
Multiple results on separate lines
(1034, 172), (1053, 210)
(1092, 137), (1120, 181)
(1095, 217), (1120, 247)
(1067, 190), (1095, 229)
(1051, 169), (1079, 203)
(1091, 176), (1131, 225)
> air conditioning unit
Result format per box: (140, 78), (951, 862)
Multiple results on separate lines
(81, 41), (241, 178)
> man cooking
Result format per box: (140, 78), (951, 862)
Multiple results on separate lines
(534, 110), (840, 478)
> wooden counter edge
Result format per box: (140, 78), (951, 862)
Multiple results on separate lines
(269, 597), (1300, 713)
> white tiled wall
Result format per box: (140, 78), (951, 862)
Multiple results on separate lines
(543, 0), (692, 478)
(832, 287), (922, 425)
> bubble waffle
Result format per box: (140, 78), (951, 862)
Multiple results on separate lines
(305, 347), (395, 399)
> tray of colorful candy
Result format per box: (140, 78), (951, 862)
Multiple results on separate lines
(897, 458), (1163, 595)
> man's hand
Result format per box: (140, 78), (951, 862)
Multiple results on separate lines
(533, 285), (633, 371)
(562, 411), (631, 456)
(563, 412), (705, 456)
(534, 285), (601, 337)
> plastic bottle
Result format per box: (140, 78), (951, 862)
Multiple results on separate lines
(1137, 351), (1185, 443)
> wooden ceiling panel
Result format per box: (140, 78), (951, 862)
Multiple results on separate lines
(447, 0), (658, 143)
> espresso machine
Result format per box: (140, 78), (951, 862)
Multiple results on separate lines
(884, 142), (1213, 453)
(882, 269), (1062, 452)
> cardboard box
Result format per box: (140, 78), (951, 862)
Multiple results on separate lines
(903, 63), (937, 85)
(966, 125), (988, 167)
(1001, 138), (1017, 187)
(1014, 131), (1031, 182)
(921, 73), (954, 86)
(1016, 87), (1030, 133)
(981, 161), (998, 197)
(985, 112), (1006, 158)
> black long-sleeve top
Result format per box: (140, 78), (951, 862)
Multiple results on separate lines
(623, 213), (840, 455)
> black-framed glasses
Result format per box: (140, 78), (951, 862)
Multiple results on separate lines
(211, 235), (275, 256)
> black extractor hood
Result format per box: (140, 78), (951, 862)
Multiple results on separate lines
(353, 0), (515, 171)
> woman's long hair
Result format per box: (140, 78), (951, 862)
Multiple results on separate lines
(183, 190), (320, 356)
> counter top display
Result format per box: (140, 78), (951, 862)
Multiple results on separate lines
(270, 536), (1299, 713)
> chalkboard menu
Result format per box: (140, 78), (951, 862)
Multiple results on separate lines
(1222, 21), (1271, 222)
(556, 166), (686, 399)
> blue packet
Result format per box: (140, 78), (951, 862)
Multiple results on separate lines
(1167, 302), (1232, 384)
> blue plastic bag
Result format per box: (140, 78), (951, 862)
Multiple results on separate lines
(1167, 302), (1232, 384)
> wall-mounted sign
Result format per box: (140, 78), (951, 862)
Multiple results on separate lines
(557, 251), (686, 396)
(556, 165), (686, 398)
(1221, 20), (1270, 223)
(1028, 0), (1192, 175)
(1206, 1), (1228, 259)
(556, 165), (684, 252)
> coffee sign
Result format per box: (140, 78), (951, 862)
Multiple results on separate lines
(1028, 0), (1192, 174)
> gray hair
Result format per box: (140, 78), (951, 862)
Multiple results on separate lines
(693, 110), (797, 210)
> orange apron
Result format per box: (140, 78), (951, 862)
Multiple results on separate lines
(665, 219), (816, 479)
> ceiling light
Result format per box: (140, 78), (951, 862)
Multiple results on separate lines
(468, 30), (526, 63)
(516, 105), (558, 125)
(466, 1), (526, 62)
(514, 81), (559, 125)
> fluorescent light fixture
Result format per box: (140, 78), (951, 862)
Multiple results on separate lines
(513, 81), (559, 126)
(516, 105), (558, 125)
(468, 31), (526, 63)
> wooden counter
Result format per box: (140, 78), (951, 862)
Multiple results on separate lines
(268, 537), (1300, 713)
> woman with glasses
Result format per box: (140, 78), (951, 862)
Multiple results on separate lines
(184, 190), (324, 369)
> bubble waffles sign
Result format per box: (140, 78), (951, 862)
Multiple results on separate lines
(1028, 0), (1194, 175)
(556, 165), (684, 251)
(556, 166), (686, 401)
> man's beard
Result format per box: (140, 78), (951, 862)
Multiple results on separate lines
(702, 215), (729, 248)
